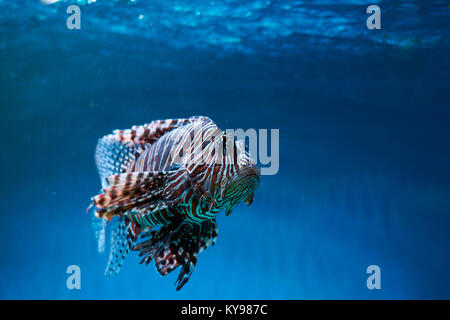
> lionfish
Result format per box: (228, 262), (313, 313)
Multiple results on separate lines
(88, 116), (260, 290)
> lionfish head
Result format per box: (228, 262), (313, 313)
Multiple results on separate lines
(194, 133), (260, 214)
(222, 139), (260, 210)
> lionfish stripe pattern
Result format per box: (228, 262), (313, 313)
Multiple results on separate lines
(89, 116), (260, 290)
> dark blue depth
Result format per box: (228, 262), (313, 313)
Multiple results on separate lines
(0, 0), (449, 299)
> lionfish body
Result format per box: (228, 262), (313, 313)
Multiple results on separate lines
(90, 116), (260, 290)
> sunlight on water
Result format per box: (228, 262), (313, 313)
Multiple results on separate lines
(3, 0), (449, 55)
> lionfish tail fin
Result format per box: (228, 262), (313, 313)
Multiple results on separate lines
(105, 216), (141, 276)
(133, 219), (218, 290)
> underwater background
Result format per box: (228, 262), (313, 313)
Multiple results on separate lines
(1, 0), (449, 299)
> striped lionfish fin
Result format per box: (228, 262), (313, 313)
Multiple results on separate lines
(105, 116), (213, 148)
(92, 215), (107, 253)
(95, 116), (211, 187)
(92, 136), (141, 251)
(92, 168), (190, 220)
(105, 216), (141, 276)
(133, 219), (219, 290)
(95, 136), (141, 188)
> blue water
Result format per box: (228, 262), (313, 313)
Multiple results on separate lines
(0, 0), (449, 299)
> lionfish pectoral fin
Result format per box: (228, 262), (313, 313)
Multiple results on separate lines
(91, 169), (186, 220)
(92, 216), (107, 253)
(95, 135), (142, 189)
(105, 216), (141, 276)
